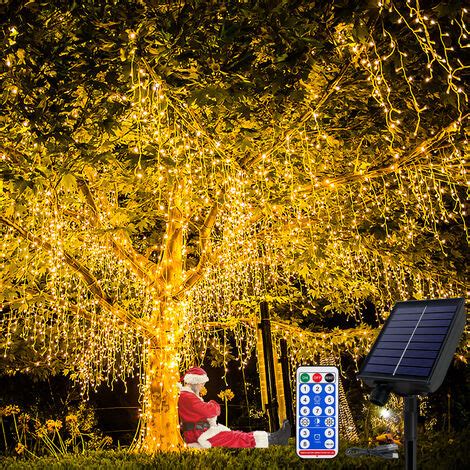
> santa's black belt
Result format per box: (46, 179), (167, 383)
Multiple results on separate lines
(182, 421), (210, 432)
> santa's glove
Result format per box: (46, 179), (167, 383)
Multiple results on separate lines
(268, 420), (291, 446)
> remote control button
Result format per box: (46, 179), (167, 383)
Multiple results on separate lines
(300, 417), (310, 427)
(313, 417), (321, 426)
(300, 439), (310, 449)
(324, 384), (335, 394)
(312, 384), (322, 394)
(312, 406), (322, 416)
(313, 395), (321, 404)
(300, 373), (310, 383)
(324, 417), (334, 427)
(325, 428), (334, 438)
(325, 406), (335, 416)
(313, 373), (322, 382)
(325, 372), (335, 382)
(324, 395), (334, 405)
(313, 434), (320, 441)
(300, 406), (310, 416)
(300, 428), (310, 438)
(300, 384), (310, 394)
(325, 439), (334, 449)
(300, 395), (310, 405)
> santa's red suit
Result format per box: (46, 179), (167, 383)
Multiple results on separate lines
(178, 386), (269, 448)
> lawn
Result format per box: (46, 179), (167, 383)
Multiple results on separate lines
(2, 432), (469, 470)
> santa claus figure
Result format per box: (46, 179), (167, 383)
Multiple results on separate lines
(178, 366), (291, 448)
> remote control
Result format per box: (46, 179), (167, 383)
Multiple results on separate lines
(296, 365), (339, 459)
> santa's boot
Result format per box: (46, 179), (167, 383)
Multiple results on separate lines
(268, 420), (291, 446)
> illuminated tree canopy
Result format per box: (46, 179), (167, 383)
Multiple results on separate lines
(0, 0), (468, 450)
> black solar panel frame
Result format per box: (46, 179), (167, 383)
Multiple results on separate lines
(358, 298), (466, 396)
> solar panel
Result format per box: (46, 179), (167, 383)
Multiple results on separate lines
(358, 298), (466, 396)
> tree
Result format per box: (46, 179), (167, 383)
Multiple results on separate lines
(1, 0), (467, 450)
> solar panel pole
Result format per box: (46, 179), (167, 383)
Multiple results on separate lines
(404, 395), (418, 470)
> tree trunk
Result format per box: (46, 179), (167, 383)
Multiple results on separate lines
(141, 194), (185, 451)
(141, 301), (184, 451)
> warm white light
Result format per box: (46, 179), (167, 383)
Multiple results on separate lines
(380, 408), (392, 419)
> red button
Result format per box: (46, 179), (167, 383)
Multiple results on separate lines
(313, 373), (322, 382)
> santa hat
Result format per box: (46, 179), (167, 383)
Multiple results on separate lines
(183, 367), (209, 384)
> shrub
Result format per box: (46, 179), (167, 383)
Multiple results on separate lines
(1, 430), (469, 470)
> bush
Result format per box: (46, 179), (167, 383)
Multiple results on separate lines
(1, 430), (469, 470)
(1, 447), (395, 470)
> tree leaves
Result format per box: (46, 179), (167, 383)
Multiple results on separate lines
(60, 173), (77, 192)
(0, 0), (468, 384)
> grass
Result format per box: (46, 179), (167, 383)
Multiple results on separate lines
(1, 430), (469, 469)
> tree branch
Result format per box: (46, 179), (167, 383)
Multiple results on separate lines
(0, 215), (158, 340)
(77, 178), (165, 293)
(172, 201), (219, 299)
(157, 200), (184, 287)
(1, 215), (109, 301)
(297, 115), (467, 194)
(196, 316), (375, 352)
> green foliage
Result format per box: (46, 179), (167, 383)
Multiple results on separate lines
(0, 0), (468, 387)
(1, 430), (470, 469)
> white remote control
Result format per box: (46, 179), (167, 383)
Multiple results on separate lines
(296, 365), (339, 459)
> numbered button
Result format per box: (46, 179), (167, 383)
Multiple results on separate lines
(312, 406), (322, 416)
(300, 406), (310, 416)
(300, 428), (310, 438)
(325, 406), (335, 416)
(300, 384), (310, 394)
(324, 395), (334, 405)
(324, 417), (335, 427)
(300, 395), (310, 405)
(300, 439), (310, 449)
(325, 384), (335, 394)
(325, 439), (335, 449)
(312, 384), (322, 394)
(325, 428), (335, 438)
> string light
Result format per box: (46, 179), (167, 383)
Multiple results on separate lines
(0, 1), (468, 452)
